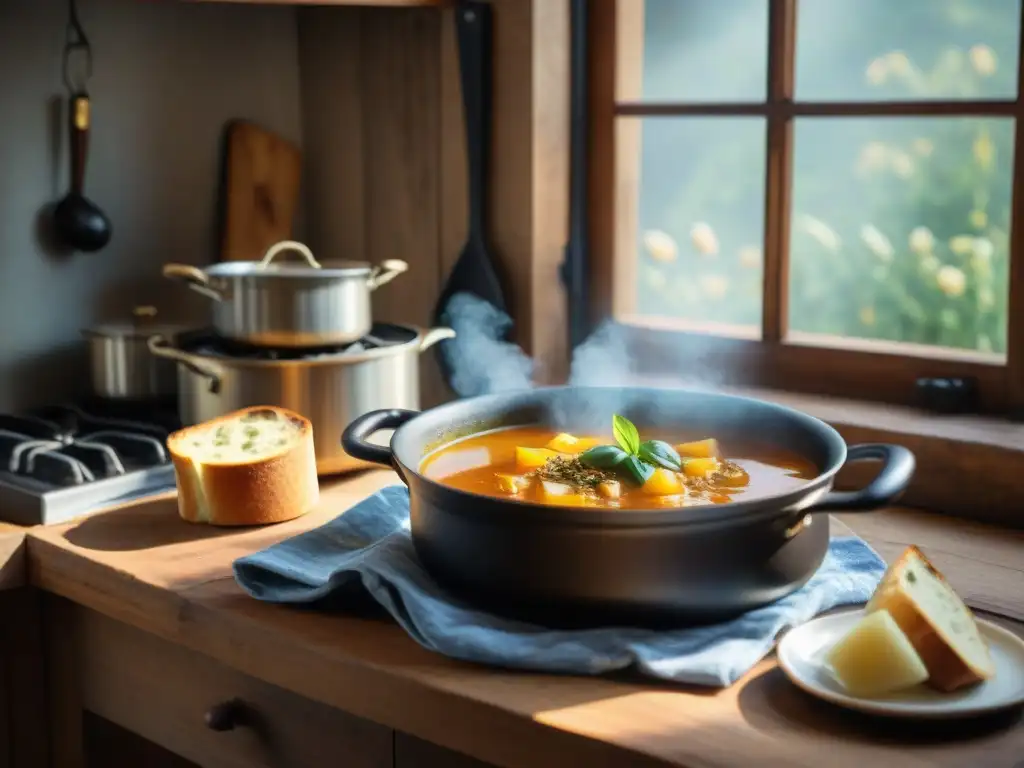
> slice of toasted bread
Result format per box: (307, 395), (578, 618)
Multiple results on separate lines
(168, 406), (319, 526)
(865, 545), (994, 691)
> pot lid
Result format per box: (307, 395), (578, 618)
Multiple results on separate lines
(203, 258), (372, 279)
(83, 306), (191, 340)
(203, 240), (372, 279)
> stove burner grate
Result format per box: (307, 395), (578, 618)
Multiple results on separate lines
(0, 405), (172, 488)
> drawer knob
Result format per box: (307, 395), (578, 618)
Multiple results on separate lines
(205, 698), (247, 732)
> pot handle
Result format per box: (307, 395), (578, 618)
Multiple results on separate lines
(162, 264), (224, 302)
(419, 327), (456, 352)
(147, 335), (223, 395)
(259, 240), (321, 269)
(341, 409), (419, 467)
(367, 259), (409, 290)
(805, 443), (915, 514)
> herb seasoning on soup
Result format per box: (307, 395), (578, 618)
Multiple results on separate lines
(420, 414), (816, 510)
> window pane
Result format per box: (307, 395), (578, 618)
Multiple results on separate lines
(788, 117), (1013, 357)
(635, 0), (768, 102)
(625, 118), (766, 331)
(795, 0), (1021, 101)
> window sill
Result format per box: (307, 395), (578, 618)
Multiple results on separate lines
(634, 376), (1024, 529)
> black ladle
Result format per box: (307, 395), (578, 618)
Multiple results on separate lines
(54, 0), (110, 253)
(433, 1), (508, 381)
(54, 92), (111, 252)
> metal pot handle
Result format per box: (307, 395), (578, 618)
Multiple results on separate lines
(147, 335), (223, 395)
(418, 327), (456, 352)
(259, 240), (321, 269)
(367, 259), (409, 290)
(341, 409), (419, 467)
(805, 444), (916, 514)
(162, 264), (224, 302)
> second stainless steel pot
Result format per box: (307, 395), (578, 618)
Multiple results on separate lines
(83, 306), (189, 400)
(148, 324), (454, 474)
(162, 240), (408, 348)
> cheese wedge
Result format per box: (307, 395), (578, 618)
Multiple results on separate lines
(168, 406), (319, 526)
(865, 546), (994, 691)
(826, 609), (929, 697)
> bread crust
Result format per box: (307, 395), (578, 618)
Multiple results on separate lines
(868, 546), (992, 692)
(168, 406), (319, 526)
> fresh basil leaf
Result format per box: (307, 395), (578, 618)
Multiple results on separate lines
(612, 414), (641, 455)
(638, 439), (682, 471)
(579, 444), (629, 469)
(620, 454), (655, 486)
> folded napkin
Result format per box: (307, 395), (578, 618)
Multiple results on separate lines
(233, 485), (886, 687)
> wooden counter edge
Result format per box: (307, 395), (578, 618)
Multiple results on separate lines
(0, 525), (28, 591)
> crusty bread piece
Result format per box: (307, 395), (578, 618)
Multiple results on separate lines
(865, 545), (994, 692)
(168, 406), (319, 526)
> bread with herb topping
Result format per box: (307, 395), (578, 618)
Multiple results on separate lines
(168, 406), (319, 526)
(865, 545), (994, 691)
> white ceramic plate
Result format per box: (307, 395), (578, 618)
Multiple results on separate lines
(777, 609), (1024, 719)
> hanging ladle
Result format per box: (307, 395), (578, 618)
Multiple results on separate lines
(53, 0), (111, 252)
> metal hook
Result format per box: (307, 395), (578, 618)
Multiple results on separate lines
(62, 0), (92, 95)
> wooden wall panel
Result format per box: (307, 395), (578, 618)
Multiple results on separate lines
(298, 7), (366, 265)
(298, 1), (571, 402)
(524, 0), (571, 384)
(361, 8), (441, 331)
(438, 7), (468, 284)
(298, 6), (448, 406)
(482, 0), (571, 384)
(361, 8), (447, 406)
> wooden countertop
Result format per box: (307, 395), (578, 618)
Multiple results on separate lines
(24, 472), (1024, 768)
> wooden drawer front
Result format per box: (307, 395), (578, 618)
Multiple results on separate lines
(395, 734), (496, 768)
(72, 607), (392, 768)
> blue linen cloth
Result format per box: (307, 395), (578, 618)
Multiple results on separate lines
(233, 485), (886, 687)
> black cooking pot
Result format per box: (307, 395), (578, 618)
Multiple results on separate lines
(342, 386), (914, 627)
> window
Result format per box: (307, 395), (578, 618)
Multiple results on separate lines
(589, 0), (1024, 413)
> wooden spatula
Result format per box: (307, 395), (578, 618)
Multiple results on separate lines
(219, 120), (302, 262)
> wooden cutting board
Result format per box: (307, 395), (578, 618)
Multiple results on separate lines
(220, 120), (302, 262)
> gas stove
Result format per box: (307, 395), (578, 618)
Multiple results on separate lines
(0, 399), (181, 525)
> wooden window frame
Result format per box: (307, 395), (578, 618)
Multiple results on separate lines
(588, 0), (1024, 416)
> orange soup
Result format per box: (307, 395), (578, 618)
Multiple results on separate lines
(420, 418), (817, 510)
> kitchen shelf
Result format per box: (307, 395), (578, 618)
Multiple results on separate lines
(186, 0), (443, 6)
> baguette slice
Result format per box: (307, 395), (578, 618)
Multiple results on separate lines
(168, 406), (319, 526)
(865, 545), (994, 691)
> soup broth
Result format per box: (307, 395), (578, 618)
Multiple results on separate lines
(420, 425), (817, 510)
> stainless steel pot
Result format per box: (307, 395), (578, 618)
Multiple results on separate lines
(161, 240), (408, 348)
(82, 306), (189, 400)
(147, 324), (454, 474)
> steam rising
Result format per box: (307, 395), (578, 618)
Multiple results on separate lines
(567, 320), (635, 387)
(439, 293), (642, 397)
(438, 293), (533, 398)
(438, 293), (736, 406)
